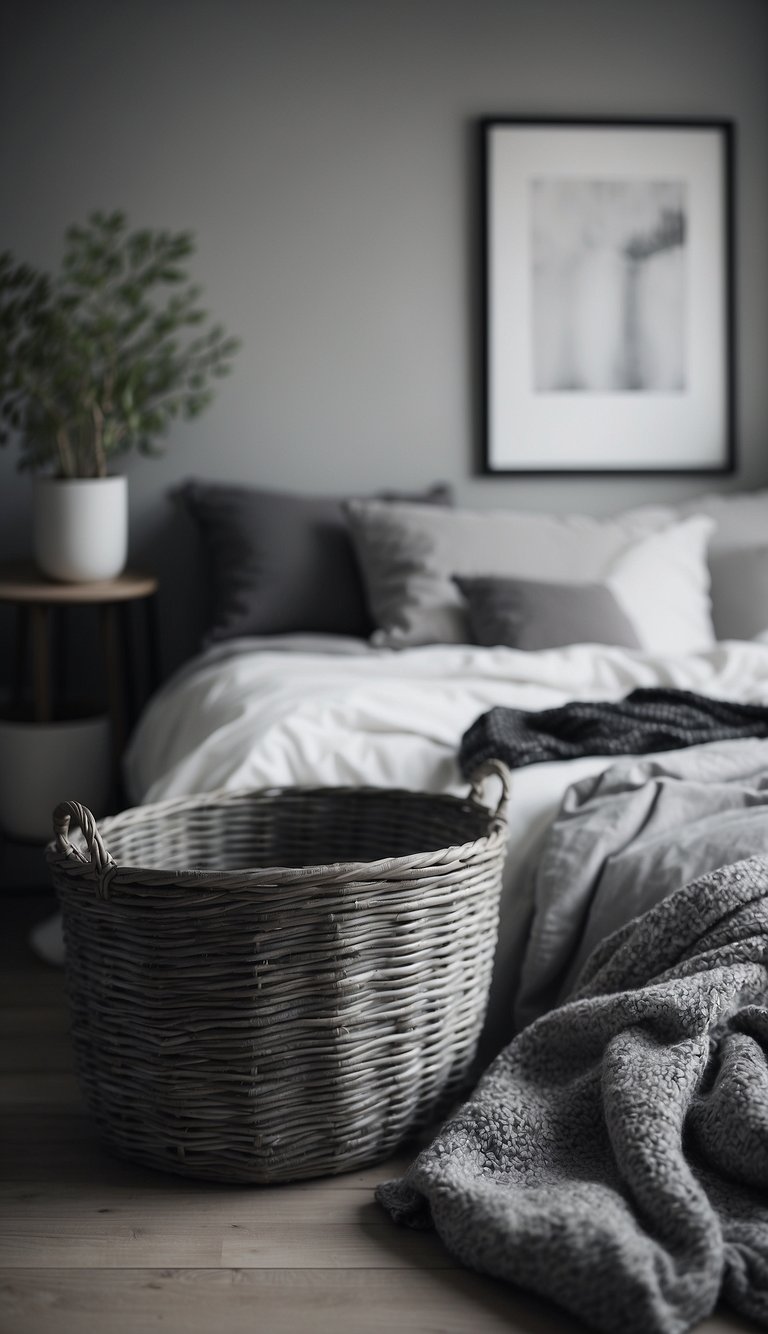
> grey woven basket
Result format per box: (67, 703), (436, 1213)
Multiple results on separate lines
(46, 760), (510, 1184)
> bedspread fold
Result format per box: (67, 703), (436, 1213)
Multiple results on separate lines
(377, 856), (768, 1334)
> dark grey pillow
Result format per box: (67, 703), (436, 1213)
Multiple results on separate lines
(176, 479), (453, 641)
(453, 574), (642, 651)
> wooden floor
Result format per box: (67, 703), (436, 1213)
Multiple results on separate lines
(0, 895), (757, 1334)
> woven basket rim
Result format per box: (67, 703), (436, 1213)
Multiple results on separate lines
(50, 833), (507, 891)
(47, 767), (511, 893)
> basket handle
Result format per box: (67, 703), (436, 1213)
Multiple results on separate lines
(468, 759), (511, 826)
(52, 801), (118, 900)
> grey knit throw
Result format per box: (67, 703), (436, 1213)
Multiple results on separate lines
(377, 857), (768, 1334)
(459, 686), (768, 776)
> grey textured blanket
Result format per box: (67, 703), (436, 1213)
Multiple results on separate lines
(377, 856), (768, 1334)
(459, 686), (768, 775)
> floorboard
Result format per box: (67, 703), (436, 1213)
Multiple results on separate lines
(0, 1182), (455, 1270)
(0, 1267), (593, 1334)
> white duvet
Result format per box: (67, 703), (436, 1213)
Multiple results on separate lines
(125, 632), (768, 888)
(127, 634), (768, 788)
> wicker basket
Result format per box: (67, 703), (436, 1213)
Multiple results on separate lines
(46, 761), (510, 1184)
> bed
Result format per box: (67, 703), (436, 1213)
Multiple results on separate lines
(122, 475), (768, 1025)
(123, 628), (768, 1051)
(113, 482), (768, 1330)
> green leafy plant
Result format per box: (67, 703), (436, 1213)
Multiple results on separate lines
(0, 210), (240, 478)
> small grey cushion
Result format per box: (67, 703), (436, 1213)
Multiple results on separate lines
(177, 480), (453, 642)
(454, 574), (643, 651)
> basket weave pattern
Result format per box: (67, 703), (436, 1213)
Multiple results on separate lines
(47, 763), (510, 1184)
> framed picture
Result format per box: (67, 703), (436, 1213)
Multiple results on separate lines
(481, 117), (735, 474)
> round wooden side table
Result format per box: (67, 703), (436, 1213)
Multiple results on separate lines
(0, 561), (160, 764)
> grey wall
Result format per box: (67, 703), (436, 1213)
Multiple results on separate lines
(1, 0), (767, 671)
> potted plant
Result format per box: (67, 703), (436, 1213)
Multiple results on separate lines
(0, 210), (240, 581)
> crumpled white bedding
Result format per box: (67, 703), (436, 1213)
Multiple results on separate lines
(126, 630), (768, 823)
(123, 633), (768, 1044)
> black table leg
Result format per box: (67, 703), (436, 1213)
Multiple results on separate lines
(13, 605), (29, 716)
(53, 604), (68, 719)
(119, 601), (139, 730)
(29, 603), (51, 724)
(100, 604), (125, 776)
(144, 593), (161, 693)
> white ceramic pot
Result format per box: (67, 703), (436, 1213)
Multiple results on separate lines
(0, 715), (111, 842)
(33, 476), (128, 582)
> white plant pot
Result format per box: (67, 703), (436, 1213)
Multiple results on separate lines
(0, 715), (112, 843)
(33, 476), (128, 582)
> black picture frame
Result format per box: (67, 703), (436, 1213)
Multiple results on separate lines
(480, 117), (736, 476)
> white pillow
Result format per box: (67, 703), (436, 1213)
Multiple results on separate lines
(607, 515), (716, 654)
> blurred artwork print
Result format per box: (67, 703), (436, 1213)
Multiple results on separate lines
(531, 178), (686, 394)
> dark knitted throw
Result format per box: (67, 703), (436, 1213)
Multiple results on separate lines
(459, 686), (768, 775)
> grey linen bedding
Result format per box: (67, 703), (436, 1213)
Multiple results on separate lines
(377, 738), (768, 1334)
(510, 737), (768, 1033)
(377, 853), (768, 1334)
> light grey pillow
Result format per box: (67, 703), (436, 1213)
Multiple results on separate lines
(707, 545), (768, 640)
(678, 488), (768, 551)
(344, 499), (676, 647)
(454, 575), (643, 651)
(678, 490), (768, 639)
